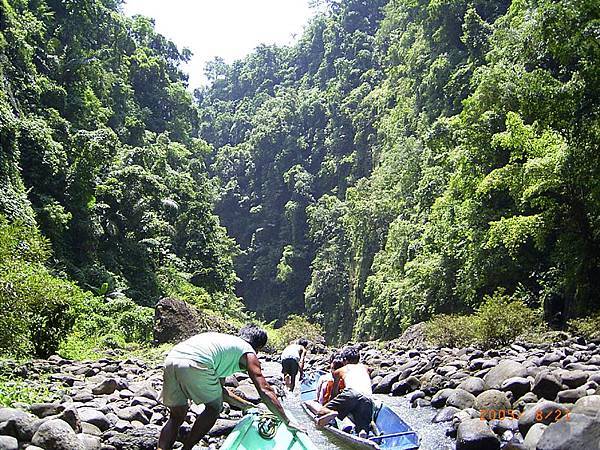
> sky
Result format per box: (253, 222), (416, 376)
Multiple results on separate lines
(122, 0), (317, 89)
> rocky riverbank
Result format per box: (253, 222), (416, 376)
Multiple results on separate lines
(1, 333), (599, 450)
(306, 332), (600, 450)
(0, 355), (283, 450)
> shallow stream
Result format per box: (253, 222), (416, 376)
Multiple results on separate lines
(282, 391), (454, 450)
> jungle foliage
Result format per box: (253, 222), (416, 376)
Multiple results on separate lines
(199, 0), (600, 343)
(0, 0), (242, 356)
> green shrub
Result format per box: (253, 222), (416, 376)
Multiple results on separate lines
(568, 313), (600, 340)
(0, 218), (85, 357)
(267, 315), (324, 351)
(475, 290), (537, 347)
(426, 290), (538, 348)
(0, 376), (55, 407)
(425, 314), (478, 347)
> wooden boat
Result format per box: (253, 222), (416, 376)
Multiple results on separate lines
(220, 408), (319, 450)
(300, 370), (420, 450)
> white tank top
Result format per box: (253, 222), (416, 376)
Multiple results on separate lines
(342, 364), (372, 397)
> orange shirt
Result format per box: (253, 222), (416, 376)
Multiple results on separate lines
(323, 377), (345, 404)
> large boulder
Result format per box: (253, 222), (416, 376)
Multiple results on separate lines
(374, 371), (401, 394)
(397, 322), (427, 347)
(537, 413), (600, 450)
(457, 377), (486, 396)
(501, 377), (531, 400)
(31, 419), (84, 450)
(474, 390), (511, 412)
(518, 401), (570, 435)
(153, 297), (235, 344)
(446, 389), (476, 410)
(483, 360), (527, 389)
(572, 394), (600, 416)
(523, 423), (547, 450)
(0, 436), (18, 450)
(532, 372), (563, 400)
(456, 419), (500, 450)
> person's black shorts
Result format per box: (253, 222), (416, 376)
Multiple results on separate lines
(281, 357), (299, 378)
(326, 388), (373, 433)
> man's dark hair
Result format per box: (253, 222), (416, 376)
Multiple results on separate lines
(298, 338), (309, 347)
(331, 357), (345, 371)
(239, 324), (268, 351)
(341, 346), (360, 364)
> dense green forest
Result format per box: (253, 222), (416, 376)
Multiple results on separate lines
(198, 0), (600, 342)
(1, 0), (599, 354)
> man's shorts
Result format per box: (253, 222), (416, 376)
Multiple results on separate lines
(161, 357), (223, 411)
(281, 357), (300, 378)
(326, 388), (373, 433)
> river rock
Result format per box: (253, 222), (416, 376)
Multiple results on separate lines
(446, 389), (476, 410)
(555, 387), (586, 403)
(517, 401), (570, 434)
(501, 377), (531, 400)
(474, 390), (511, 411)
(374, 371), (400, 394)
(116, 406), (150, 424)
(92, 379), (118, 396)
(431, 388), (456, 408)
(105, 427), (158, 450)
(532, 372), (563, 400)
(31, 418), (84, 450)
(536, 413), (600, 450)
(572, 394), (600, 416)
(77, 408), (111, 431)
(29, 403), (65, 418)
(456, 418), (500, 450)
(523, 422), (547, 449)
(233, 384), (261, 404)
(391, 376), (420, 395)
(559, 370), (588, 388)
(457, 377), (486, 396)
(0, 408), (30, 423)
(0, 436), (18, 450)
(57, 407), (82, 433)
(483, 361), (527, 389)
(432, 406), (460, 423)
(77, 433), (102, 450)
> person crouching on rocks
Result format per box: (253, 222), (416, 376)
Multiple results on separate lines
(280, 338), (309, 391)
(305, 346), (373, 438)
(158, 324), (303, 450)
(316, 356), (346, 404)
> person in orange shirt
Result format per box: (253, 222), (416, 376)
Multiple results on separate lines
(316, 357), (346, 404)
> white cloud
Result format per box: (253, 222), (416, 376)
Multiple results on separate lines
(122, 0), (315, 89)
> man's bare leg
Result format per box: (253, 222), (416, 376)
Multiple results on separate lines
(182, 403), (220, 450)
(158, 405), (188, 450)
(304, 400), (337, 427)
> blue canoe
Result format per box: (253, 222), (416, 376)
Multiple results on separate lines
(300, 371), (420, 450)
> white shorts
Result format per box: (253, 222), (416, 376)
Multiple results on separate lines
(160, 357), (223, 411)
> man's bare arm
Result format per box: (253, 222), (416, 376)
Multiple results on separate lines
(220, 380), (255, 411)
(243, 353), (291, 424)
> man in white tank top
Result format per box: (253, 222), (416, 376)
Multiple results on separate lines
(280, 338), (309, 391)
(307, 346), (373, 437)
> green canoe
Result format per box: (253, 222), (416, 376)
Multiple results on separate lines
(220, 411), (318, 450)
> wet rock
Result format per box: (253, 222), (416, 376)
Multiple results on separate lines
(474, 390), (511, 411)
(456, 418), (500, 450)
(32, 418), (84, 450)
(537, 413), (600, 450)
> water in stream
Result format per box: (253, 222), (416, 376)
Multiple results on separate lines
(282, 391), (454, 450)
